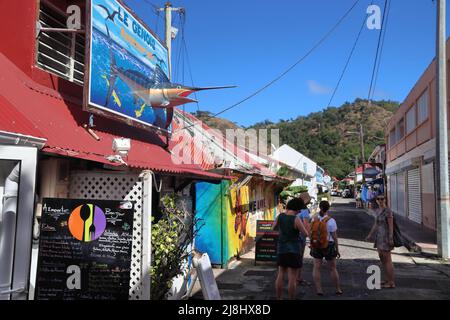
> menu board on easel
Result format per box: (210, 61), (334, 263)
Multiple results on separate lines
(255, 220), (278, 263)
(35, 198), (135, 300)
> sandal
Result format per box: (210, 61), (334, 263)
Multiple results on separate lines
(381, 283), (396, 289)
(297, 280), (312, 287)
(336, 290), (343, 295)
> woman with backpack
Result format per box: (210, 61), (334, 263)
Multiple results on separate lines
(366, 195), (396, 289)
(273, 198), (309, 300)
(310, 201), (342, 296)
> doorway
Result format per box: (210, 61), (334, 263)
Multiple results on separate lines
(0, 146), (37, 300)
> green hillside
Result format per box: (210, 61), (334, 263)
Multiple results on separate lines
(192, 99), (399, 179)
(250, 99), (399, 179)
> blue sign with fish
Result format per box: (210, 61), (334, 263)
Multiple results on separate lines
(85, 0), (172, 132)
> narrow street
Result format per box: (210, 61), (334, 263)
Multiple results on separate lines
(195, 198), (450, 300)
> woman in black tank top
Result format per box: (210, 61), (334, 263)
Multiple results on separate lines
(273, 198), (308, 300)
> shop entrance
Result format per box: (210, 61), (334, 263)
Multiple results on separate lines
(0, 146), (37, 300)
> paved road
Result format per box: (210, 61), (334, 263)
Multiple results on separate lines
(198, 198), (450, 300)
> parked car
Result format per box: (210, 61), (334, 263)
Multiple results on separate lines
(331, 189), (341, 197)
(341, 189), (352, 198)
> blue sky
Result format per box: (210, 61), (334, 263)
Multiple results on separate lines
(122, 0), (441, 127)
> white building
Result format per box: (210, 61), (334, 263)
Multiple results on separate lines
(270, 145), (318, 200)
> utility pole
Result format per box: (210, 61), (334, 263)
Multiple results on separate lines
(159, 2), (184, 80)
(359, 124), (366, 164)
(164, 2), (172, 80)
(346, 127), (366, 165)
(354, 156), (358, 198)
(436, 0), (450, 259)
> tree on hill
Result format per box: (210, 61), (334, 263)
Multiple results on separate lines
(249, 99), (398, 179)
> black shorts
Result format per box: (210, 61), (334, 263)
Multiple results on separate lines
(277, 253), (302, 269)
(310, 242), (338, 261)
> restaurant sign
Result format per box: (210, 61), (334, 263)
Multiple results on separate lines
(84, 0), (171, 134)
(35, 198), (135, 300)
(255, 220), (278, 263)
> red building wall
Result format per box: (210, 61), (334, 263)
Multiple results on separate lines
(0, 0), (84, 97)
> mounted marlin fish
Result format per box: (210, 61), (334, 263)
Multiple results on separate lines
(97, 5), (235, 129)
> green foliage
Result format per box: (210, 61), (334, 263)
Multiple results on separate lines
(150, 194), (203, 300)
(317, 192), (331, 202)
(191, 99), (399, 179)
(279, 185), (309, 203)
(276, 166), (290, 177)
(338, 181), (348, 189)
(250, 99), (399, 179)
(191, 110), (239, 131)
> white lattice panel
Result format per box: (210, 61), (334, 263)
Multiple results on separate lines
(68, 171), (145, 300)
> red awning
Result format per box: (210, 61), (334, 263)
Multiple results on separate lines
(0, 54), (227, 181)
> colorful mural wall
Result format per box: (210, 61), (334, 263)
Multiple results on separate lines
(227, 183), (249, 262)
(194, 181), (224, 265)
(195, 178), (278, 267)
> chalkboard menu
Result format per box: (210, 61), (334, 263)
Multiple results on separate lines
(35, 198), (135, 300)
(255, 220), (278, 263)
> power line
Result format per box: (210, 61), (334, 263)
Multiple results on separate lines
(357, 0), (390, 166)
(367, 0), (389, 102)
(154, 8), (160, 36)
(371, 0), (392, 101)
(178, 10), (201, 112)
(140, 0), (163, 38)
(141, 0), (160, 12)
(174, 11), (184, 82)
(175, 0), (362, 133)
(327, 0), (372, 108)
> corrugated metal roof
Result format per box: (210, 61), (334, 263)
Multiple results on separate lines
(0, 54), (227, 181)
(0, 94), (44, 139)
(172, 109), (291, 182)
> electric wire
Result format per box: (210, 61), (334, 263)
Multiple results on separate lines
(358, 0), (390, 164)
(327, 0), (372, 108)
(141, 0), (160, 12)
(179, 10), (200, 112)
(183, 39), (200, 112)
(371, 0), (392, 102)
(367, 0), (389, 103)
(174, 0), (362, 133)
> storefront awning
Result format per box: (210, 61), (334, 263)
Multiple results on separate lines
(0, 54), (228, 181)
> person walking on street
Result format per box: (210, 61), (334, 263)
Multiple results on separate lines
(296, 198), (311, 286)
(310, 201), (343, 296)
(366, 195), (396, 289)
(273, 198), (309, 300)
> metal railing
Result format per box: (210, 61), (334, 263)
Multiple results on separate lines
(35, 1), (85, 85)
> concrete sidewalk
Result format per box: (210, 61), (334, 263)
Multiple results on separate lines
(364, 207), (438, 256)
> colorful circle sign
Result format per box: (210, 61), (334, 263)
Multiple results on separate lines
(68, 204), (107, 242)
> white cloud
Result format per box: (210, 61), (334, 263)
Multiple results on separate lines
(307, 80), (332, 95)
